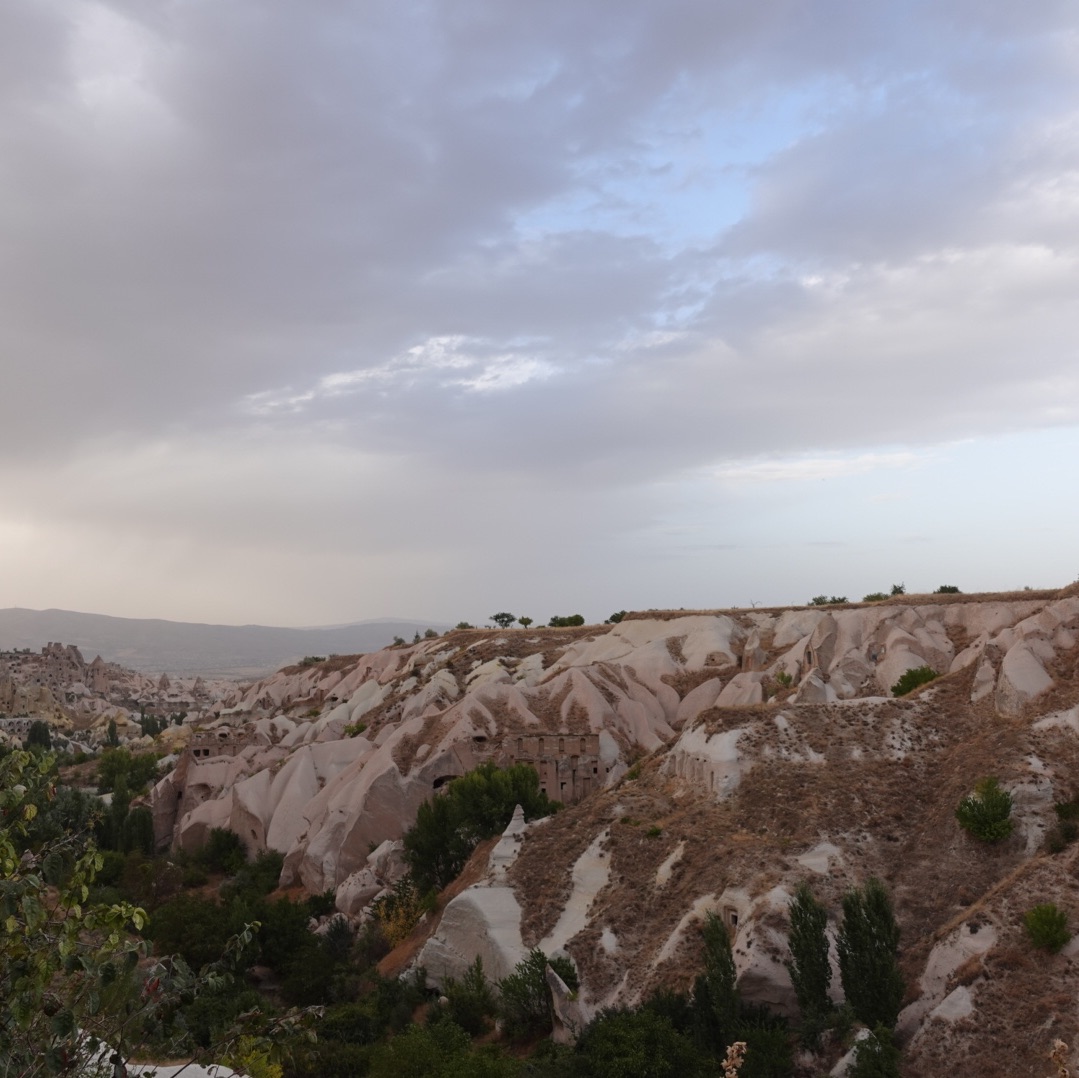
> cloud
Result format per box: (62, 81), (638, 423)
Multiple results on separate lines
(711, 450), (929, 484)
(4, 0), (1079, 621)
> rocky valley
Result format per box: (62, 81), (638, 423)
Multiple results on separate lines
(123, 585), (1079, 1074)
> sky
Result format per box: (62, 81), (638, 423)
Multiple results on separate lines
(3, 0), (1079, 628)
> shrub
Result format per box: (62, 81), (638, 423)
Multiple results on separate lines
(574, 1007), (706, 1077)
(443, 956), (498, 1036)
(955, 777), (1014, 843)
(889, 583), (905, 596)
(890, 665), (938, 696)
(371, 875), (435, 947)
(934, 585), (961, 594)
(848, 1025), (902, 1078)
(196, 827), (248, 873)
(607, 610), (627, 623)
(862, 593), (888, 603)
(808, 595), (847, 606)
(96, 747), (161, 794)
(549, 614), (585, 627)
(404, 762), (557, 892)
(837, 878), (904, 1030)
(498, 948), (578, 1040)
(1024, 903), (1071, 952)
(343, 721), (367, 737)
(455, 622), (474, 630)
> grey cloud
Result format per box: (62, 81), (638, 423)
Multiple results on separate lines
(4, 0), (1079, 621)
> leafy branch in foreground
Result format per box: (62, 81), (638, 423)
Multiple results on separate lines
(0, 750), (290, 1076)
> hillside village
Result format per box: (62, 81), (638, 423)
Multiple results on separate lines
(0, 641), (231, 749)
(10, 586), (1079, 1074)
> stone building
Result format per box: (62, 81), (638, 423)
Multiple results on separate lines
(506, 733), (610, 804)
(187, 726), (254, 760)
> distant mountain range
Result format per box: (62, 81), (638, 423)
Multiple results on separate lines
(0, 608), (449, 677)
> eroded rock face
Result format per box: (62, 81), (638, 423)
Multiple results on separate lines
(148, 589), (1079, 1059)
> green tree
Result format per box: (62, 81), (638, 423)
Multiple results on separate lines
(517, 616), (533, 629)
(548, 614), (585, 627)
(955, 777), (1014, 843)
(368, 1020), (519, 1077)
(404, 763), (557, 892)
(498, 948), (578, 1040)
(106, 718), (119, 747)
(442, 956), (498, 1036)
(837, 878), (904, 1030)
(785, 882), (832, 1041)
(490, 613), (517, 629)
(25, 720), (52, 751)
(692, 913), (739, 1051)
(847, 1025), (902, 1077)
(574, 1007), (707, 1077)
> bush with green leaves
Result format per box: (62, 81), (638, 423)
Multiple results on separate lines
(848, 1024), (902, 1077)
(934, 585), (961, 594)
(955, 777), (1014, 843)
(808, 595), (847, 606)
(862, 592), (888, 603)
(368, 1020), (520, 1078)
(0, 750), (271, 1074)
(572, 1007), (708, 1077)
(196, 826), (248, 873)
(442, 956), (498, 1035)
(1024, 903), (1071, 952)
(837, 878), (904, 1030)
(890, 665), (938, 696)
(1047, 799), (1079, 852)
(498, 948), (579, 1040)
(404, 763), (557, 892)
(548, 614), (585, 627)
(96, 747), (161, 794)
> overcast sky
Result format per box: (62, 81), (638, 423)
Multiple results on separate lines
(3, 0), (1079, 628)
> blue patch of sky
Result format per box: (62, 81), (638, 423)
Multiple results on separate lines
(512, 80), (840, 253)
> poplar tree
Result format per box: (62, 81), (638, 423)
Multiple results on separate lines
(786, 881), (832, 1042)
(837, 877), (904, 1029)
